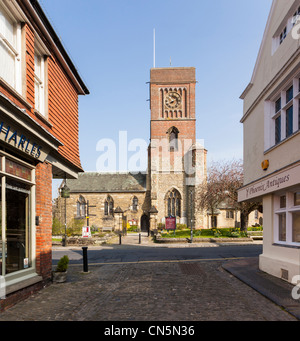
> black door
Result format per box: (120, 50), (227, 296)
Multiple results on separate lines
(141, 214), (150, 233)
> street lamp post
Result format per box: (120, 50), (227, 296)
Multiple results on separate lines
(61, 182), (70, 247)
(190, 189), (194, 243)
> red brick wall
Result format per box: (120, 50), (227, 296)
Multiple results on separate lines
(35, 162), (53, 280)
(150, 68), (196, 146)
(24, 23), (35, 109)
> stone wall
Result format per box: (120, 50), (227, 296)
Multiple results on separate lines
(56, 192), (148, 230)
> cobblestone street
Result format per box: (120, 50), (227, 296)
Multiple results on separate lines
(0, 256), (297, 321)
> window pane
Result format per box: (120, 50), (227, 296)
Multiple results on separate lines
(280, 195), (286, 208)
(0, 39), (15, 87)
(0, 8), (15, 47)
(292, 211), (300, 243)
(294, 192), (300, 206)
(275, 98), (281, 113)
(275, 116), (281, 144)
(286, 106), (293, 137)
(6, 179), (31, 274)
(278, 213), (286, 242)
(286, 86), (293, 103)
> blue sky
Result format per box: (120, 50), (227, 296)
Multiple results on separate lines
(39, 0), (272, 174)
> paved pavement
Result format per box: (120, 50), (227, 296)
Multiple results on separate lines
(0, 234), (299, 322)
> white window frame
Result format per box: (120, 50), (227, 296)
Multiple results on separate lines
(34, 48), (45, 116)
(265, 76), (300, 150)
(274, 190), (300, 247)
(0, 3), (22, 94)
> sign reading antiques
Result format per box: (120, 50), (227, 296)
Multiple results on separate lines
(0, 120), (45, 160)
(238, 163), (300, 202)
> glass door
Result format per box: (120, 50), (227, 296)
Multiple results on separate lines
(5, 179), (30, 274)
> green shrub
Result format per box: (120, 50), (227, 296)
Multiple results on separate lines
(56, 255), (69, 272)
(248, 226), (263, 231)
(67, 218), (85, 236)
(176, 224), (187, 230)
(52, 217), (65, 235)
(127, 225), (139, 232)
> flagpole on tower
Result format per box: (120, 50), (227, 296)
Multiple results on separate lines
(153, 28), (156, 68)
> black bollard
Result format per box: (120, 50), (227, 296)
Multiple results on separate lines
(82, 246), (88, 272)
(119, 234), (122, 245)
(139, 233), (141, 244)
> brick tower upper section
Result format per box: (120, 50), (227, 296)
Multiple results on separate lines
(150, 67), (196, 145)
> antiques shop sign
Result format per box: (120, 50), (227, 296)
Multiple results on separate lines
(238, 163), (300, 202)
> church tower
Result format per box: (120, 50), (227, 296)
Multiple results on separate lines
(148, 67), (205, 227)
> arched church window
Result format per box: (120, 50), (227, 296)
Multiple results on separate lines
(104, 196), (114, 216)
(167, 126), (179, 151)
(132, 196), (138, 212)
(166, 189), (181, 218)
(77, 195), (86, 218)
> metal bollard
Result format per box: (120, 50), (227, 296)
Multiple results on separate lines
(139, 233), (141, 244)
(119, 234), (122, 245)
(82, 246), (88, 272)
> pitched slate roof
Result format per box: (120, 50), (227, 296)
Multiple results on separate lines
(66, 172), (147, 193)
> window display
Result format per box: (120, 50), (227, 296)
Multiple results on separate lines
(0, 153), (34, 276)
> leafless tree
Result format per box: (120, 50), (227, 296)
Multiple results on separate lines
(196, 159), (261, 230)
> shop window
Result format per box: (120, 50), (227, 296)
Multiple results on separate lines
(0, 155), (34, 277)
(6, 179), (31, 274)
(278, 213), (286, 242)
(274, 191), (300, 246)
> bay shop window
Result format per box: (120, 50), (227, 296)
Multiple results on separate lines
(274, 190), (300, 246)
(0, 152), (35, 277)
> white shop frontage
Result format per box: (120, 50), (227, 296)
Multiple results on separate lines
(238, 161), (300, 283)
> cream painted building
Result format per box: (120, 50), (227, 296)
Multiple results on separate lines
(238, 0), (300, 283)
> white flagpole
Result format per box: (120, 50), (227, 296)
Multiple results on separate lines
(153, 28), (156, 68)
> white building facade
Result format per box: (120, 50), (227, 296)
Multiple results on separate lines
(238, 0), (300, 283)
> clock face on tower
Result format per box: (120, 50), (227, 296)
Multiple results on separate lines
(164, 91), (182, 109)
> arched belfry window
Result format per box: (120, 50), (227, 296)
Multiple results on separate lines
(104, 195), (114, 216)
(77, 195), (86, 218)
(167, 126), (179, 151)
(166, 188), (181, 218)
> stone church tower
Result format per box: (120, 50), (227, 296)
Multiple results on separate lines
(148, 67), (206, 228)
